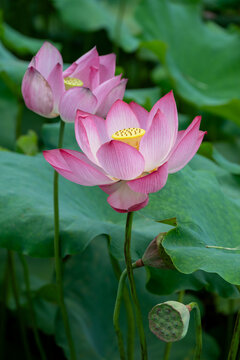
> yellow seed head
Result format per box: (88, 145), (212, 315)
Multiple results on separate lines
(64, 77), (83, 90)
(112, 127), (145, 149)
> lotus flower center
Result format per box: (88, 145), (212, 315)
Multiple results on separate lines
(112, 127), (145, 150)
(64, 77), (83, 90)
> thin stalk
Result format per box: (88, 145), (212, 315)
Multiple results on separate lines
(108, 239), (135, 360)
(124, 212), (148, 360)
(54, 120), (76, 360)
(0, 256), (9, 358)
(7, 250), (31, 360)
(178, 290), (185, 303)
(113, 262), (138, 360)
(163, 290), (185, 360)
(188, 302), (202, 360)
(163, 343), (172, 360)
(18, 253), (47, 360)
(227, 310), (240, 360)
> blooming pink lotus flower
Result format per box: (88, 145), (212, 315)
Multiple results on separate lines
(22, 42), (127, 121)
(43, 92), (206, 212)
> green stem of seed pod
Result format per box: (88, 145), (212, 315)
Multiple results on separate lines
(113, 262), (138, 360)
(7, 250), (32, 360)
(163, 343), (172, 360)
(227, 309), (240, 360)
(188, 302), (202, 360)
(163, 290), (185, 360)
(108, 238), (135, 360)
(18, 253), (47, 360)
(124, 212), (148, 360)
(53, 120), (76, 360)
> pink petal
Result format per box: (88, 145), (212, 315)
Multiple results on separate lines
(147, 91), (178, 145)
(99, 181), (122, 195)
(139, 109), (174, 172)
(93, 75), (121, 110)
(63, 47), (98, 77)
(47, 63), (65, 113)
(64, 47), (99, 89)
(99, 53), (116, 82)
(59, 87), (97, 122)
(105, 181), (149, 213)
(97, 140), (145, 180)
(75, 112), (108, 164)
(105, 99), (139, 138)
(34, 42), (63, 79)
(128, 162), (168, 194)
(129, 102), (149, 130)
(43, 149), (115, 185)
(95, 78), (127, 118)
(76, 110), (109, 141)
(89, 66), (100, 90)
(22, 67), (54, 117)
(168, 116), (206, 173)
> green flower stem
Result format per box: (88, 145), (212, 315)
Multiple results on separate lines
(188, 302), (202, 360)
(124, 212), (148, 360)
(18, 253), (47, 360)
(125, 292), (135, 360)
(227, 309), (240, 360)
(108, 239), (135, 360)
(7, 250), (31, 360)
(113, 262), (138, 360)
(54, 120), (76, 360)
(163, 290), (185, 360)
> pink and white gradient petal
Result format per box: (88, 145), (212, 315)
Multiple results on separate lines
(67, 48), (100, 88)
(139, 110), (174, 172)
(76, 110), (109, 142)
(129, 102), (149, 130)
(95, 79), (127, 118)
(88, 66), (100, 90)
(34, 42), (63, 79)
(128, 162), (168, 194)
(43, 149), (115, 186)
(147, 91), (178, 146)
(75, 113), (108, 165)
(22, 67), (54, 117)
(63, 47), (99, 78)
(97, 140), (145, 180)
(168, 116), (206, 173)
(47, 63), (65, 113)
(99, 53), (116, 83)
(105, 99), (139, 138)
(93, 75), (121, 109)
(59, 87), (97, 122)
(106, 181), (149, 213)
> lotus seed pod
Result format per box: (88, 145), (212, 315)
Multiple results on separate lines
(142, 233), (174, 269)
(148, 301), (190, 342)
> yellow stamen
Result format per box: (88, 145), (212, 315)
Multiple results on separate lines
(64, 77), (83, 90)
(112, 127), (145, 150)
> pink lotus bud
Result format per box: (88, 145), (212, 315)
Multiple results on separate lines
(22, 42), (127, 121)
